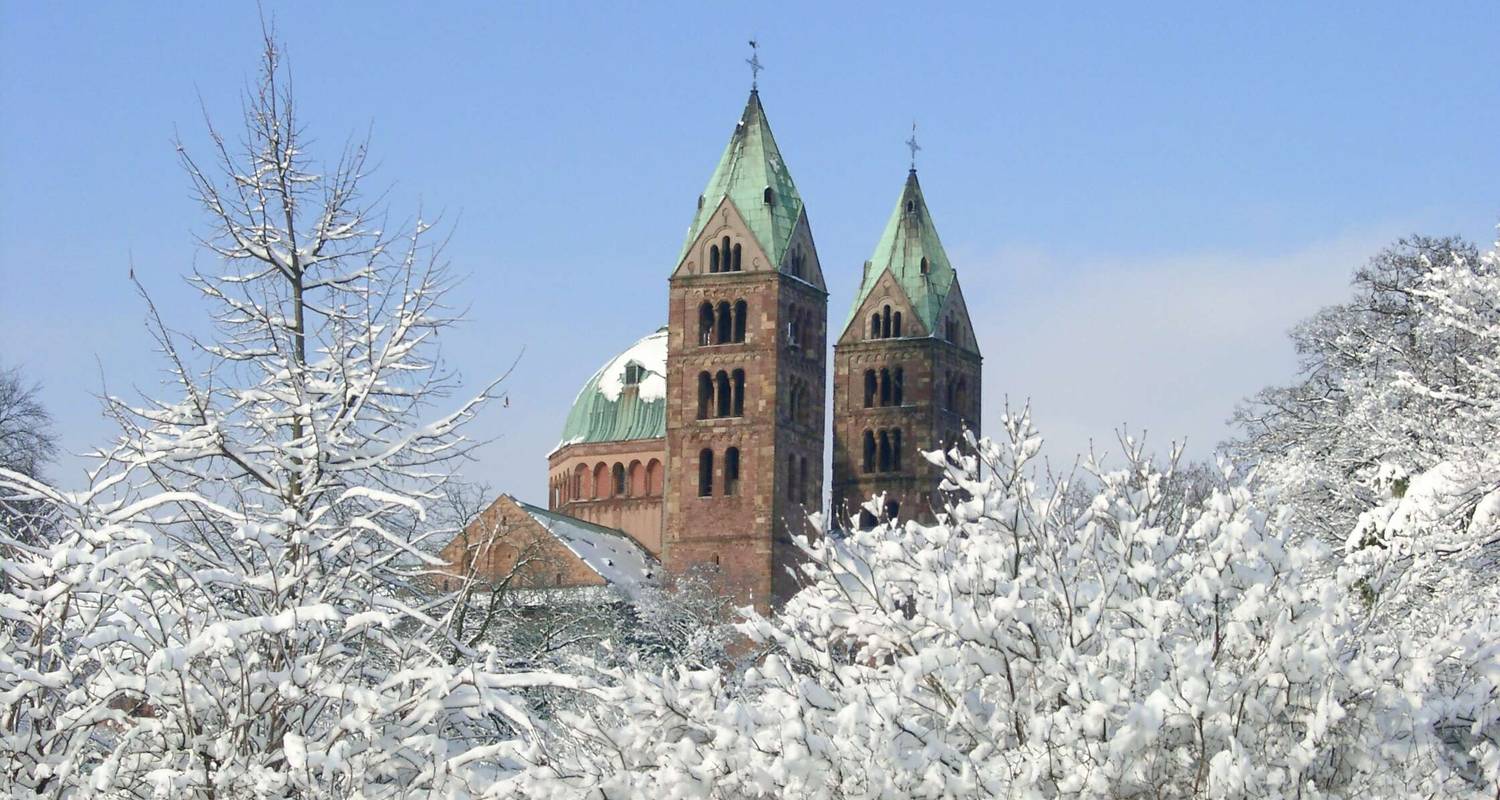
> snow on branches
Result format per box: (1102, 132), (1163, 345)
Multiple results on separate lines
(0, 33), (566, 798)
(520, 408), (1499, 799)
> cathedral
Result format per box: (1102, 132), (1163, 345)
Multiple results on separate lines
(442, 87), (982, 612)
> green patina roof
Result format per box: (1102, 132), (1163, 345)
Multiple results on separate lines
(843, 170), (957, 334)
(679, 90), (804, 269)
(555, 328), (668, 452)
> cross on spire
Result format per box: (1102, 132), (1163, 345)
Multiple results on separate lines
(746, 39), (763, 90)
(905, 121), (922, 171)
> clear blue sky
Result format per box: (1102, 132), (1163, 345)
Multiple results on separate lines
(2, 2), (1496, 501)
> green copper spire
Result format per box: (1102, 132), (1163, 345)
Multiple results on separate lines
(679, 90), (804, 269)
(844, 169), (957, 333)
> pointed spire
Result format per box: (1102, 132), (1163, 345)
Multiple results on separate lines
(678, 91), (805, 271)
(843, 170), (956, 334)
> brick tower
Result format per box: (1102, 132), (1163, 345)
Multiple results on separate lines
(832, 168), (982, 528)
(661, 90), (828, 612)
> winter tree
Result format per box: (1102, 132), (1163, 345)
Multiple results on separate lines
(0, 34), (579, 798)
(0, 364), (57, 545)
(1229, 234), (1492, 543)
(517, 406), (1499, 798)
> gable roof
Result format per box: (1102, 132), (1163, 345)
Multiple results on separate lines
(843, 170), (957, 335)
(679, 90), (804, 271)
(514, 499), (657, 598)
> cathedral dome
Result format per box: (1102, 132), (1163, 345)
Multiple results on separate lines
(554, 327), (668, 452)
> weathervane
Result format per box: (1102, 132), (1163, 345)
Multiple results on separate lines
(747, 39), (763, 90)
(906, 121), (922, 170)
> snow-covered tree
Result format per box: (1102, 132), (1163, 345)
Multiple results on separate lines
(0, 363), (57, 546)
(518, 408), (1499, 798)
(0, 34), (577, 798)
(1229, 234), (1493, 543)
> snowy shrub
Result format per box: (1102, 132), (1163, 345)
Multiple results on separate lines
(519, 407), (1499, 798)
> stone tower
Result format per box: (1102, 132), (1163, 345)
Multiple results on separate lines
(661, 90), (828, 612)
(832, 169), (982, 528)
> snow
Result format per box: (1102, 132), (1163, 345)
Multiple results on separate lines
(521, 506), (657, 598)
(591, 328), (667, 403)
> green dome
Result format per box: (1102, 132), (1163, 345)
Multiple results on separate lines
(554, 328), (668, 453)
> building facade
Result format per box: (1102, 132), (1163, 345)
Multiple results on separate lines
(451, 88), (981, 611)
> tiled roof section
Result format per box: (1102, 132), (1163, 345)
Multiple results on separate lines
(515, 500), (657, 598)
(554, 328), (668, 452)
(679, 90), (804, 270)
(843, 170), (957, 334)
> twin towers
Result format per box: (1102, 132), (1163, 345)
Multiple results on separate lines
(547, 88), (982, 610)
(661, 86), (983, 608)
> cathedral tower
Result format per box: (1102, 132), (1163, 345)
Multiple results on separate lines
(662, 90), (828, 611)
(832, 169), (981, 528)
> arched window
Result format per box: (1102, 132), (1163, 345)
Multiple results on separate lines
(893, 312), (903, 337)
(905, 199), (915, 213)
(946, 319), (957, 342)
(863, 430), (876, 473)
(892, 429), (903, 470)
(763, 186), (774, 205)
(612, 463), (626, 496)
(788, 316), (801, 350)
(882, 305), (892, 338)
(731, 369), (745, 417)
(733, 300), (747, 342)
(629, 460), (645, 496)
(716, 301), (731, 345)
(724, 447), (740, 495)
(699, 303), (714, 346)
(879, 368), (892, 406)
(732, 243), (742, 271)
(648, 459), (664, 495)
(870, 313), (881, 339)
(863, 370), (876, 407)
(593, 463), (609, 499)
(893, 367), (904, 406)
(878, 431), (891, 472)
(697, 372), (712, 419)
(920, 257), (929, 274)
(574, 464), (589, 499)
(721, 236), (731, 266)
(715, 371), (731, 417)
(698, 449), (714, 497)
(709, 245), (720, 273)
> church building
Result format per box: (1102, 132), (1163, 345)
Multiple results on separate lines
(444, 86), (982, 612)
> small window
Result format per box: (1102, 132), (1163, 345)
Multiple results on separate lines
(709, 245), (720, 273)
(893, 312), (903, 337)
(863, 370), (876, 408)
(699, 449), (714, 497)
(920, 257), (929, 274)
(613, 463), (626, 496)
(763, 186), (774, 205)
(732, 243), (742, 271)
(731, 369), (745, 417)
(733, 300), (747, 343)
(862, 430), (876, 473)
(698, 194), (705, 209)
(623, 362), (644, 386)
(905, 200), (914, 213)
(724, 447), (741, 495)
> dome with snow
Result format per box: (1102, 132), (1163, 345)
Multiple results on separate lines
(554, 327), (668, 452)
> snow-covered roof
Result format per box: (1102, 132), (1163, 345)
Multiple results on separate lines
(515, 500), (657, 599)
(553, 327), (668, 452)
